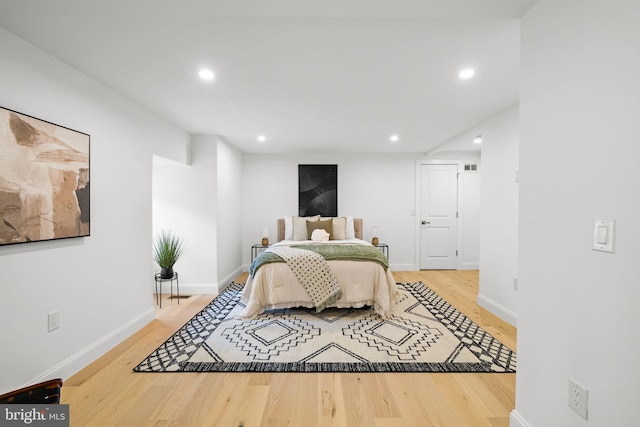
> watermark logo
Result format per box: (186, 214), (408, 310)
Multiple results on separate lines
(0, 405), (69, 426)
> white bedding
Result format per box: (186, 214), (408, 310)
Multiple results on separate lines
(239, 239), (399, 318)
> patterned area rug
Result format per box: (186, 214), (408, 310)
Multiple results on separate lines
(134, 282), (516, 373)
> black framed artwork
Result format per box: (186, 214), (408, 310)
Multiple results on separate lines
(0, 106), (90, 246)
(298, 164), (337, 217)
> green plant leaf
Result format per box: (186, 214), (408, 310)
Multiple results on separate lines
(153, 230), (184, 269)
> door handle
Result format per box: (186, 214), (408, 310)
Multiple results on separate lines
(421, 221), (430, 225)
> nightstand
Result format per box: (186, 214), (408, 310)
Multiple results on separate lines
(251, 244), (270, 262)
(374, 243), (389, 259)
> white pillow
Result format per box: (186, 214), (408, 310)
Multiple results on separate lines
(311, 228), (330, 241)
(320, 217), (348, 240)
(284, 216), (293, 240)
(346, 216), (355, 239)
(331, 217), (347, 240)
(292, 215), (320, 240)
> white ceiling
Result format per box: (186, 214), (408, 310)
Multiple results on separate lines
(0, 0), (536, 154)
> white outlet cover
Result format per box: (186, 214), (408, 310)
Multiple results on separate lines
(569, 378), (588, 420)
(48, 311), (60, 332)
(592, 219), (615, 253)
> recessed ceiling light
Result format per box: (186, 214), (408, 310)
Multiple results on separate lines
(198, 69), (215, 81)
(257, 135), (266, 142)
(473, 135), (482, 144)
(459, 68), (475, 80)
(389, 135), (399, 143)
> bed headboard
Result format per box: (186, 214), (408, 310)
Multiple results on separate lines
(277, 218), (363, 241)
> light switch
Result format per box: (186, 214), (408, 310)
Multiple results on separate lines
(593, 220), (615, 253)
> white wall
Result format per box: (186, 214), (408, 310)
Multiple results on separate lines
(217, 137), (244, 287)
(242, 153), (418, 270)
(478, 106), (519, 326)
(153, 135), (245, 293)
(514, 2), (640, 426)
(242, 152), (482, 273)
(460, 164), (481, 270)
(153, 135), (218, 293)
(0, 27), (190, 393)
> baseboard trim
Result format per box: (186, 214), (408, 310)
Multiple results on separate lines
(462, 262), (480, 270)
(477, 293), (517, 326)
(218, 266), (244, 291)
(28, 307), (156, 385)
(390, 263), (417, 271)
(178, 282), (218, 294)
(510, 410), (531, 427)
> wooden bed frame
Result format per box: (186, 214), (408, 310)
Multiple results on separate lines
(277, 218), (363, 242)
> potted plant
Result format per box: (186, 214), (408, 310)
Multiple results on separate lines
(153, 230), (184, 279)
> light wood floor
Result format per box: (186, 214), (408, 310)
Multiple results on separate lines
(62, 271), (516, 426)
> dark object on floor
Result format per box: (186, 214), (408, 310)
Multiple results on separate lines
(0, 378), (63, 404)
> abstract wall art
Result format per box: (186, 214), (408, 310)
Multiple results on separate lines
(298, 164), (337, 217)
(0, 106), (90, 246)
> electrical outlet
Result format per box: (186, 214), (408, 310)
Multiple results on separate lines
(568, 378), (588, 420)
(48, 310), (60, 332)
(513, 277), (518, 291)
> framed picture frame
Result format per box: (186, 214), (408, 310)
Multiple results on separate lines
(298, 164), (337, 217)
(0, 106), (90, 246)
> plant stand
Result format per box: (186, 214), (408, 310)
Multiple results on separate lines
(154, 271), (179, 308)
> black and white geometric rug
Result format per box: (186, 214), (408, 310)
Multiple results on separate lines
(134, 282), (516, 373)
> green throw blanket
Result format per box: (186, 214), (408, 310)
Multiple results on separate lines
(249, 244), (389, 277)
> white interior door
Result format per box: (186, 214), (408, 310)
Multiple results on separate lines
(420, 164), (458, 269)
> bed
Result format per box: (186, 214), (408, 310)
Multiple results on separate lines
(239, 217), (399, 319)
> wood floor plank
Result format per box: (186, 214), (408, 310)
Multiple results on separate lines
(201, 373), (253, 426)
(116, 385), (173, 426)
(174, 373), (228, 426)
(318, 373), (348, 427)
(341, 374), (376, 426)
(383, 374), (440, 427)
(62, 270), (516, 426)
(362, 374), (400, 419)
